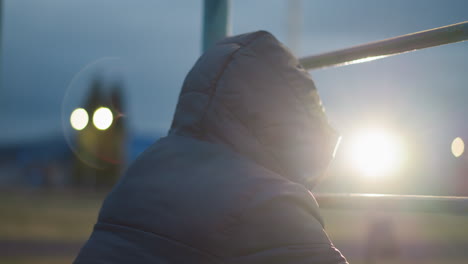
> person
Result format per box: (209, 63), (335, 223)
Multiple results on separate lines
(74, 31), (348, 264)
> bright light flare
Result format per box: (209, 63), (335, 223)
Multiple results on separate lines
(452, 137), (464, 158)
(93, 107), (113, 130)
(345, 55), (387, 66)
(348, 129), (403, 178)
(70, 108), (89, 130)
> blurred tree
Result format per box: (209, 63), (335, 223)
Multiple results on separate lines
(73, 76), (126, 189)
(95, 81), (126, 187)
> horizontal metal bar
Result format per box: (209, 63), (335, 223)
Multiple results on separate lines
(299, 21), (468, 70)
(315, 193), (468, 215)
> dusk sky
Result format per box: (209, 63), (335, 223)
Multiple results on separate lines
(1, 0), (467, 192)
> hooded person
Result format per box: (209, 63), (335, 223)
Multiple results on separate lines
(74, 31), (348, 264)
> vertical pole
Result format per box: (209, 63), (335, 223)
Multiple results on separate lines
(287, 0), (302, 54)
(202, 0), (230, 53)
(0, 0), (3, 91)
(0, 0), (2, 55)
(0, 0), (3, 97)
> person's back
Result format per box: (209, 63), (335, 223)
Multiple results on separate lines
(74, 31), (348, 264)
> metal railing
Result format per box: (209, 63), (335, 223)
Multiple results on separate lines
(300, 21), (468, 214)
(315, 193), (468, 215)
(299, 21), (468, 70)
(201, 1), (468, 214)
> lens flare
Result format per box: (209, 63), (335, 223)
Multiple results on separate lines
(61, 57), (128, 169)
(451, 137), (464, 158)
(93, 107), (113, 130)
(70, 108), (89, 130)
(348, 129), (403, 178)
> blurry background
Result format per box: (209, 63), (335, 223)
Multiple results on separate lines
(0, 0), (467, 263)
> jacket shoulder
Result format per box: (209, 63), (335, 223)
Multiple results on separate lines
(213, 181), (348, 263)
(96, 135), (293, 255)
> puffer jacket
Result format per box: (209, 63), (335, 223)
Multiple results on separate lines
(74, 31), (348, 264)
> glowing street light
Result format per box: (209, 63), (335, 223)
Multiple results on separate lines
(70, 108), (89, 130)
(347, 129), (403, 178)
(451, 137), (464, 158)
(93, 107), (113, 130)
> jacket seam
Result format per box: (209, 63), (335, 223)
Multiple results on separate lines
(95, 221), (225, 263)
(209, 34), (291, 179)
(198, 31), (267, 136)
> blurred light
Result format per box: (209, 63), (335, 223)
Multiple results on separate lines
(348, 129), (403, 178)
(345, 55), (387, 66)
(93, 107), (113, 130)
(70, 108), (89, 130)
(361, 193), (387, 197)
(451, 137), (464, 158)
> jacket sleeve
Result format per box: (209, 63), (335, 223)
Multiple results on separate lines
(222, 183), (349, 264)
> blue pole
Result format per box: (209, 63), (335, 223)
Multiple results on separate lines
(0, 0), (2, 53)
(0, 0), (3, 59)
(202, 0), (230, 53)
(0, 0), (3, 94)
(0, 0), (3, 95)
